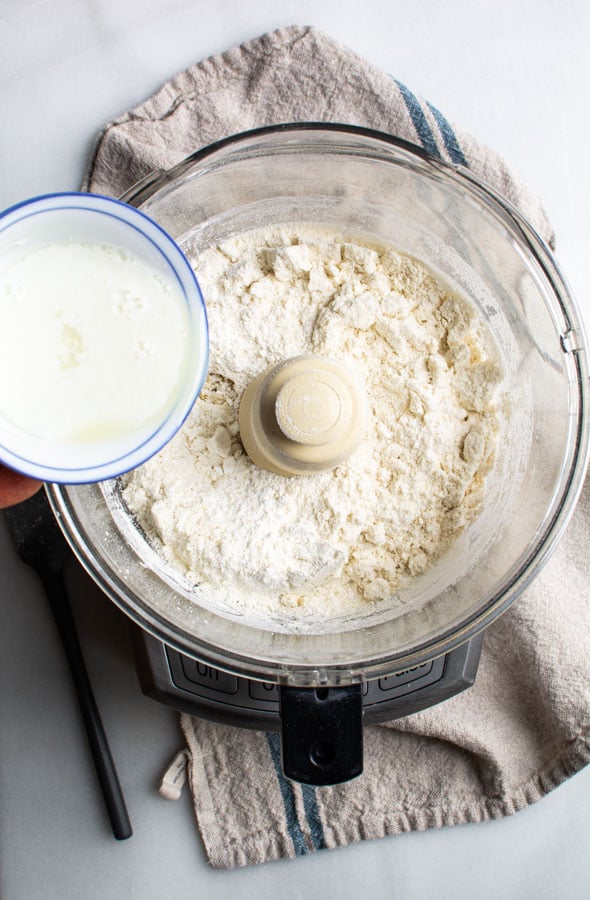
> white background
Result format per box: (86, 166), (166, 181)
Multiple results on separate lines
(1, 2), (589, 898)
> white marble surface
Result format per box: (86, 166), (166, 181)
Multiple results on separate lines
(1, 2), (589, 898)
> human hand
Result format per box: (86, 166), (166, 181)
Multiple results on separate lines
(0, 464), (43, 509)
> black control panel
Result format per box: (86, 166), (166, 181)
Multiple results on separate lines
(129, 625), (484, 731)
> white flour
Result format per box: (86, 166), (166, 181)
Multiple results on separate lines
(121, 225), (503, 622)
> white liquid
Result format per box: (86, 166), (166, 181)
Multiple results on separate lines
(0, 241), (191, 447)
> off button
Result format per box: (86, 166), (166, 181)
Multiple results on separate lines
(248, 680), (279, 702)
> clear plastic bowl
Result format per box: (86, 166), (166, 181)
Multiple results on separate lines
(48, 125), (589, 683)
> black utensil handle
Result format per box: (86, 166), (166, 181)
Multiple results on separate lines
(279, 684), (363, 786)
(42, 572), (133, 840)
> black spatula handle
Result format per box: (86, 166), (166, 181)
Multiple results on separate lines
(42, 571), (133, 840)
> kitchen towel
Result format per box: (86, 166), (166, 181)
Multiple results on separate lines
(85, 26), (589, 868)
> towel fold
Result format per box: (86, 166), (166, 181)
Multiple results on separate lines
(85, 25), (589, 869)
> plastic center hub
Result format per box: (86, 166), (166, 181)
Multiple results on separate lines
(238, 355), (368, 476)
(275, 368), (353, 446)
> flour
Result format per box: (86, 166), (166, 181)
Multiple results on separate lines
(120, 225), (503, 623)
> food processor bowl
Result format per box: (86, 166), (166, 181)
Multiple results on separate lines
(48, 125), (589, 687)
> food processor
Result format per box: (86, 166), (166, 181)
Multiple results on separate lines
(47, 124), (589, 786)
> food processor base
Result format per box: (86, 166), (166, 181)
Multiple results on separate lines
(127, 624), (484, 732)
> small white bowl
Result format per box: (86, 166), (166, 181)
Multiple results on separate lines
(0, 192), (209, 483)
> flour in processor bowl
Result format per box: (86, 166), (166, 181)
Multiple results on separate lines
(120, 225), (504, 623)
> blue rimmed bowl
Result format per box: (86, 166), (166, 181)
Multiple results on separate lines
(0, 192), (209, 483)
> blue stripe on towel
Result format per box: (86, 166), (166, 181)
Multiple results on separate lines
(425, 101), (469, 166)
(265, 732), (308, 856)
(301, 784), (326, 850)
(393, 79), (441, 158)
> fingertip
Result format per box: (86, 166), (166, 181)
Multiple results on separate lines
(0, 465), (43, 509)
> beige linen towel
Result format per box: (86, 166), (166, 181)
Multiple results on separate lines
(85, 26), (589, 868)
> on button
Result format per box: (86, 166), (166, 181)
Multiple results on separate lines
(181, 658), (238, 694)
